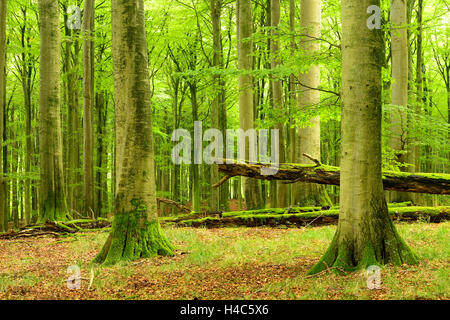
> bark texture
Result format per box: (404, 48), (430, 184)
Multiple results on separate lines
(390, 0), (411, 202)
(93, 0), (174, 265)
(38, 0), (67, 222)
(271, 0), (288, 207)
(83, 0), (95, 216)
(237, 0), (262, 210)
(308, 0), (418, 274)
(0, 0), (6, 232)
(216, 160), (450, 195)
(293, 0), (329, 206)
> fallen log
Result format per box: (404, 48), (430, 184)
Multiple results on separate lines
(0, 219), (112, 240)
(161, 202), (414, 223)
(157, 197), (191, 213)
(215, 156), (450, 195)
(162, 206), (450, 228)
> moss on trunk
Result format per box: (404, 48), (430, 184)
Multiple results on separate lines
(39, 191), (68, 222)
(93, 210), (174, 266)
(307, 210), (419, 275)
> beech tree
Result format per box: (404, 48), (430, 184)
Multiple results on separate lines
(210, 0), (229, 213)
(238, 0), (262, 210)
(0, 0), (448, 275)
(308, 0), (419, 273)
(292, 0), (330, 207)
(0, 0), (6, 232)
(93, 0), (174, 265)
(83, 0), (95, 216)
(270, 0), (288, 207)
(38, 0), (67, 222)
(63, 0), (82, 216)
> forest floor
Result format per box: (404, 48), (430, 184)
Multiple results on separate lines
(0, 222), (448, 300)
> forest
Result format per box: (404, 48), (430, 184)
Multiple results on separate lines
(0, 0), (448, 301)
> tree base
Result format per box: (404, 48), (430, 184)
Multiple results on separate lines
(307, 222), (419, 275)
(93, 212), (174, 266)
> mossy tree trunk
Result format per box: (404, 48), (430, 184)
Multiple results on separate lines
(38, 0), (68, 222)
(308, 0), (418, 274)
(93, 0), (174, 266)
(0, 0), (6, 232)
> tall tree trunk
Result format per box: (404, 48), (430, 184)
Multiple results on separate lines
(288, 0), (297, 205)
(210, 0), (222, 212)
(189, 83), (202, 213)
(93, 0), (174, 265)
(293, 0), (330, 207)
(31, 103), (38, 222)
(409, 0), (423, 204)
(170, 77), (181, 205)
(95, 90), (108, 217)
(0, 0), (6, 232)
(11, 113), (18, 228)
(390, 0), (412, 202)
(64, 2), (81, 216)
(237, 0), (262, 210)
(38, 0), (67, 221)
(271, 0), (288, 207)
(83, 0), (95, 217)
(308, 0), (418, 274)
(19, 7), (33, 225)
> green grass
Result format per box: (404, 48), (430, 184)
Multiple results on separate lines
(0, 274), (40, 293)
(0, 221), (448, 299)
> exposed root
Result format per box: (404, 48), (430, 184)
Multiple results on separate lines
(92, 211), (175, 266)
(307, 226), (419, 275)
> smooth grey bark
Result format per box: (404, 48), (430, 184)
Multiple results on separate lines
(0, 0), (6, 232)
(83, 0), (95, 216)
(237, 0), (262, 210)
(293, 0), (330, 207)
(38, 0), (67, 221)
(390, 0), (412, 202)
(309, 0), (418, 274)
(270, 0), (288, 207)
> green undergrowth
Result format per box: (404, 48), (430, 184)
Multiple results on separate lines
(0, 221), (448, 299)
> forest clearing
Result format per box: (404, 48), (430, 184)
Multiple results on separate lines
(0, 0), (449, 305)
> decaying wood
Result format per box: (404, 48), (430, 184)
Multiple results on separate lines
(157, 197), (191, 213)
(215, 156), (450, 195)
(162, 206), (450, 228)
(0, 219), (111, 240)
